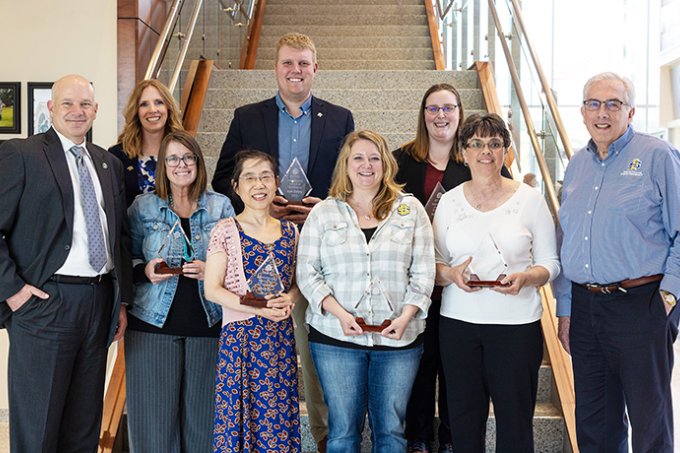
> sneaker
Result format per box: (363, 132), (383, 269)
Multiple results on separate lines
(439, 442), (454, 453)
(407, 439), (432, 453)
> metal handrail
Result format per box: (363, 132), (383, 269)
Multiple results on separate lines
(507, 0), (573, 160)
(168, 0), (204, 92)
(486, 0), (560, 216)
(144, 0), (185, 81)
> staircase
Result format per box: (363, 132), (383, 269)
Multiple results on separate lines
(188, 0), (568, 452)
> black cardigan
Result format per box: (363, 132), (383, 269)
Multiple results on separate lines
(392, 147), (512, 205)
(109, 143), (144, 208)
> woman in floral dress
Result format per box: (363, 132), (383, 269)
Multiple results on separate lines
(205, 150), (301, 452)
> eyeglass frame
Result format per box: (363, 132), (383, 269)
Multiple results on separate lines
(465, 139), (505, 151)
(582, 98), (630, 112)
(165, 154), (199, 167)
(239, 172), (276, 185)
(424, 104), (459, 115)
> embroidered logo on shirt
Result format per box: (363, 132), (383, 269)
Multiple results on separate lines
(620, 158), (643, 177)
(397, 203), (410, 216)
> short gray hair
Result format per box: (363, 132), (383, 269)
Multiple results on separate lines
(583, 72), (635, 107)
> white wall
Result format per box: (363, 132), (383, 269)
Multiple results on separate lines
(0, 0), (119, 413)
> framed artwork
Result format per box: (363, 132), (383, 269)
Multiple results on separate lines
(28, 82), (93, 141)
(0, 82), (21, 134)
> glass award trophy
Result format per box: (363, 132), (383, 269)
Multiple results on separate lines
(353, 281), (393, 333)
(424, 181), (446, 221)
(240, 255), (285, 308)
(278, 157), (312, 206)
(466, 233), (510, 287)
(154, 219), (195, 275)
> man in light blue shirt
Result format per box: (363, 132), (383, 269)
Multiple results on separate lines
(555, 72), (680, 452)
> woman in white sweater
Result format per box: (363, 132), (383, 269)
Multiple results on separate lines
(433, 113), (559, 453)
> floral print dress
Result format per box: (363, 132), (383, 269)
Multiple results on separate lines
(212, 219), (300, 453)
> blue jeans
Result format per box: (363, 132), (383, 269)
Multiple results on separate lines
(310, 341), (422, 453)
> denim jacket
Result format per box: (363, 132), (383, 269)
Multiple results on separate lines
(128, 191), (235, 328)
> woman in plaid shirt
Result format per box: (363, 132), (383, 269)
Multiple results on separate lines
(297, 130), (435, 453)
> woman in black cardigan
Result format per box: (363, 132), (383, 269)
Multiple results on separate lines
(109, 79), (184, 207)
(394, 83), (511, 453)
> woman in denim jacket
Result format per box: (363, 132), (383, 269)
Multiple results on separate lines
(126, 131), (234, 452)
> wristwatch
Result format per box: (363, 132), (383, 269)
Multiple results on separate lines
(660, 290), (677, 308)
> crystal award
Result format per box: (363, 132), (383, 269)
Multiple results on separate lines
(424, 181), (446, 221)
(154, 219), (195, 275)
(278, 157), (312, 205)
(465, 233), (510, 287)
(353, 281), (393, 333)
(240, 255), (285, 308)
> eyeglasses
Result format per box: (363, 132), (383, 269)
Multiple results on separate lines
(239, 172), (276, 184)
(424, 104), (459, 115)
(465, 139), (505, 151)
(582, 99), (629, 112)
(165, 154), (198, 167)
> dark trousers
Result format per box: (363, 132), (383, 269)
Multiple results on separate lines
(405, 299), (452, 445)
(7, 277), (113, 453)
(570, 282), (679, 453)
(439, 317), (543, 453)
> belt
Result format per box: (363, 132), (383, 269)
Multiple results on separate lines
(49, 273), (109, 285)
(578, 274), (663, 294)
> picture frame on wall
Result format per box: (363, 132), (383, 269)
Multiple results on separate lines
(0, 82), (21, 134)
(28, 82), (93, 141)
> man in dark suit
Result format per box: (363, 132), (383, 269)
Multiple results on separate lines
(0, 74), (132, 453)
(211, 33), (354, 452)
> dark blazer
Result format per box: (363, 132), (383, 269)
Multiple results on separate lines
(109, 143), (143, 208)
(0, 128), (132, 343)
(393, 147), (513, 205)
(211, 96), (355, 211)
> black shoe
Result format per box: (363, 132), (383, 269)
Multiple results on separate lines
(439, 443), (454, 453)
(407, 439), (432, 453)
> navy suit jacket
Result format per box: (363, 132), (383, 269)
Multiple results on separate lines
(211, 96), (355, 211)
(0, 128), (132, 343)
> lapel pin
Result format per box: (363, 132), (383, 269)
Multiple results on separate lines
(102, 163), (108, 169)
(127, 165), (134, 171)
(317, 112), (323, 117)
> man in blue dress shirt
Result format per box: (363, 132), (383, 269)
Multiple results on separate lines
(554, 72), (680, 452)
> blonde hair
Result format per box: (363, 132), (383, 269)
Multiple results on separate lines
(276, 33), (317, 63)
(117, 79), (183, 159)
(329, 130), (404, 221)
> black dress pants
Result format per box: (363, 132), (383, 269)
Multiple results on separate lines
(7, 277), (113, 453)
(439, 317), (542, 453)
(570, 282), (679, 453)
(405, 298), (452, 445)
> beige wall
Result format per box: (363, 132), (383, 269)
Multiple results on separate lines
(0, 0), (119, 412)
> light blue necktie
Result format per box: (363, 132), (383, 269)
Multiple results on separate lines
(69, 145), (107, 272)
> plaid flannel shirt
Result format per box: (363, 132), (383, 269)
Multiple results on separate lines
(297, 194), (435, 347)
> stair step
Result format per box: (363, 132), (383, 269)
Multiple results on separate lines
(200, 108), (487, 135)
(258, 34), (433, 49)
(257, 46), (434, 61)
(260, 24), (430, 37)
(268, 0), (423, 4)
(263, 14), (427, 26)
(297, 401), (564, 453)
(208, 69), (480, 90)
(255, 59), (436, 70)
(201, 87), (485, 111)
(265, 4), (426, 16)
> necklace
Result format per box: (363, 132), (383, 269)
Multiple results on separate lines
(348, 199), (374, 221)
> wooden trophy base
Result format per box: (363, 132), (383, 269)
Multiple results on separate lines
(154, 261), (183, 275)
(240, 291), (268, 308)
(355, 317), (392, 333)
